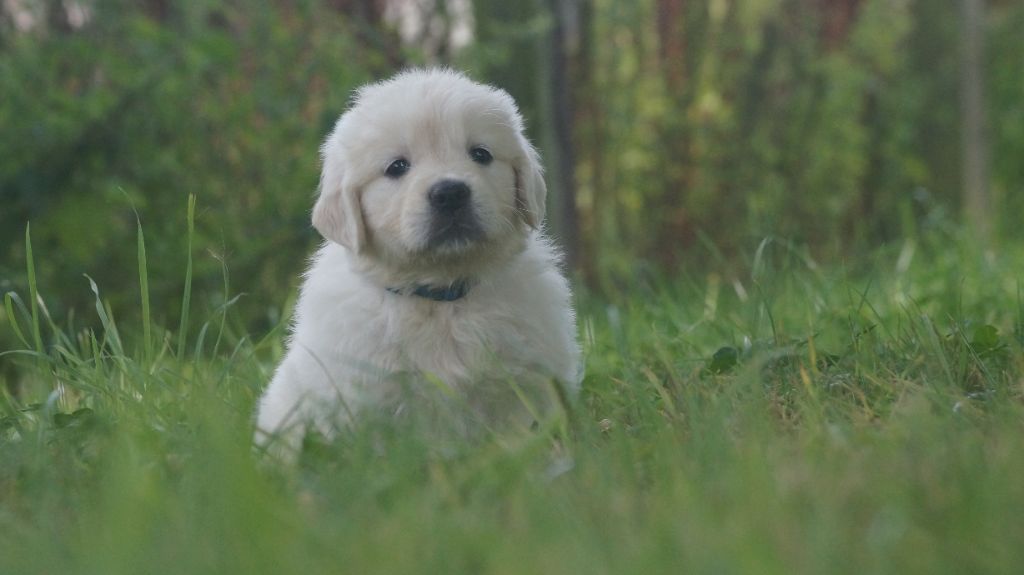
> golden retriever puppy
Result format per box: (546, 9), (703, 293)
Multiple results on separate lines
(256, 69), (581, 456)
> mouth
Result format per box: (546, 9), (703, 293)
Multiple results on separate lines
(427, 214), (485, 251)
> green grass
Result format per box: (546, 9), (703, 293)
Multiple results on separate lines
(2, 222), (1023, 574)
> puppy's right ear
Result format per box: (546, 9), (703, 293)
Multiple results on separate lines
(514, 136), (547, 230)
(312, 129), (366, 252)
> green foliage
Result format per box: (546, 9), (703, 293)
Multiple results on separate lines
(2, 0), (1023, 338)
(0, 1), (382, 340)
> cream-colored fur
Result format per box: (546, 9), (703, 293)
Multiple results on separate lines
(255, 69), (581, 456)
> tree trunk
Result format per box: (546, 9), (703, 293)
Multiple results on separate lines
(653, 0), (696, 267)
(817, 0), (863, 51)
(46, 0), (73, 33)
(961, 0), (991, 243)
(546, 0), (581, 271)
(656, 0), (686, 93)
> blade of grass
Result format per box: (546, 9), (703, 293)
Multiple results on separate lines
(4, 292), (31, 348)
(193, 322), (210, 365)
(1016, 281), (1022, 344)
(754, 281), (779, 346)
(85, 275), (124, 359)
(25, 224), (43, 354)
(137, 219), (153, 364)
(212, 252), (233, 360)
(176, 195), (196, 359)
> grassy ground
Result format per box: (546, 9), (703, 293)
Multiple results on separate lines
(2, 225), (1023, 574)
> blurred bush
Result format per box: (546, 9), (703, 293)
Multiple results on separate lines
(1, 0), (393, 335)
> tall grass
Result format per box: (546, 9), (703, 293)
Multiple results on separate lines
(1, 206), (1023, 574)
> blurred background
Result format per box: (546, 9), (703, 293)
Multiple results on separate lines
(1, 0), (1022, 341)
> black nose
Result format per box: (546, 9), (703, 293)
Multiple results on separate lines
(428, 180), (471, 213)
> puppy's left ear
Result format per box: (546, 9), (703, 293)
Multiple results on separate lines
(514, 137), (547, 229)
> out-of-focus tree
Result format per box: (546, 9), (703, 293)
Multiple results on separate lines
(385, 0), (473, 64)
(554, 0), (1023, 283)
(545, 0), (582, 271)
(331, 0), (404, 69)
(988, 0), (1024, 236)
(960, 0), (991, 244)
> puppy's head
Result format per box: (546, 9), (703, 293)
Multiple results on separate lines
(313, 69), (546, 273)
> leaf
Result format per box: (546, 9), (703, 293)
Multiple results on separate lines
(708, 346), (739, 374)
(969, 324), (1002, 356)
(4, 292), (31, 348)
(53, 408), (96, 429)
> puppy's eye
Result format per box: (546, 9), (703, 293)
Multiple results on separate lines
(385, 158), (411, 178)
(469, 146), (493, 166)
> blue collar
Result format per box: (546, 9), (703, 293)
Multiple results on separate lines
(386, 279), (471, 302)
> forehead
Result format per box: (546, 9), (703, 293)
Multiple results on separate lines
(339, 75), (521, 158)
